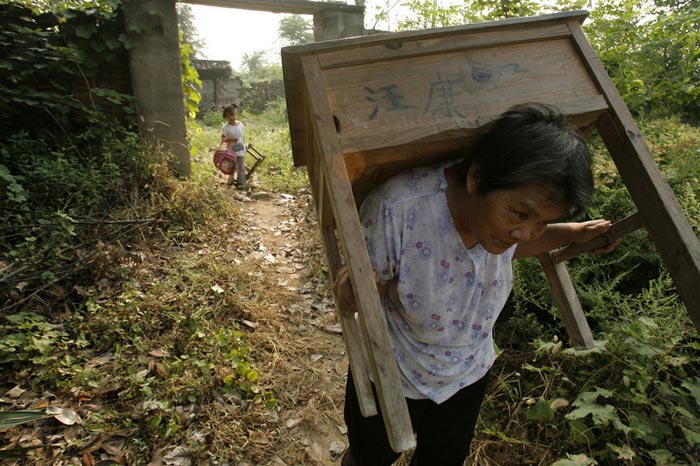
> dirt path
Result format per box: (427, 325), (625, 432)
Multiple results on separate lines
(227, 188), (349, 466)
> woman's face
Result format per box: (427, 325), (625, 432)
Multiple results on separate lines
(466, 177), (567, 255)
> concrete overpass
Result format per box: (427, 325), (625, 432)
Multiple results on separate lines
(185, 0), (364, 15)
(123, 0), (366, 176)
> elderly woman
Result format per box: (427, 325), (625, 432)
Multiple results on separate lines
(334, 103), (617, 466)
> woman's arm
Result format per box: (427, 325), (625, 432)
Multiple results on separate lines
(514, 219), (618, 259)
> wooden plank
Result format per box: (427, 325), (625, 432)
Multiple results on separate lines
(303, 71), (375, 417)
(301, 55), (416, 453)
(317, 23), (572, 70)
(305, 129), (321, 213)
(342, 94), (606, 206)
(320, 226), (377, 417)
(538, 252), (595, 349)
(305, 144), (374, 409)
(341, 96), (607, 184)
(323, 39), (602, 156)
(284, 10), (589, 58)
(281, 11), (590, 168)
(282, 49), (310, 168)
(568, 22), (700, 332)
(551, 212), (645, 264)
(310, 126), (335, 229)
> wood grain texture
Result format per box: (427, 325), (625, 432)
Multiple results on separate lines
(552, 213), (644, 263)
(325, 39), (598, 153)
(302, 55), (416, 452)
(281, 14), (700, 454)
(282, 11), (591, 168)
(539, 252), (595, 349)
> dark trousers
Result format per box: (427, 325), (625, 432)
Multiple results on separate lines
(342, 369), (490, 466)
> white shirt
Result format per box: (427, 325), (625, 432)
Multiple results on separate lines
(360, 162), (516, 403)
(221, 121), (246, 156)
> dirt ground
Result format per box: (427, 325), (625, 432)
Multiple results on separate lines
(224, 187), (354, 466)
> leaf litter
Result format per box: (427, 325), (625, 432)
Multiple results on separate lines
(0, 189), (353, 465)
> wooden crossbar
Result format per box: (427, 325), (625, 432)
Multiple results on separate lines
(568, 23), (700, 331)
(552, 213), (645, 263)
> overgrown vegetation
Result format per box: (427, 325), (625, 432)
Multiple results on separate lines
(0, 3), (289, 462)
(479, 116), (700, 464)
(1, 0), (700, 464)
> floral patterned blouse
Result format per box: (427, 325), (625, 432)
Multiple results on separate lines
(360, 162), (516, 403)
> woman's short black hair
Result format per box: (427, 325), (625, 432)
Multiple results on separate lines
(459, 103), (594, 217)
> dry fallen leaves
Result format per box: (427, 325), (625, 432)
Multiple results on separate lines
(46, 406), (81, 426)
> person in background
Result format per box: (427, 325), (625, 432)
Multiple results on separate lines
(334, 103), (619, 466)
(221, 104), (246, 187)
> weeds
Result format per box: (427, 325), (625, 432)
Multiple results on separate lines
(484, 119), (700, 464)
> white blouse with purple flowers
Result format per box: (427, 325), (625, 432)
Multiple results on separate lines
(360, 162), (516, 404)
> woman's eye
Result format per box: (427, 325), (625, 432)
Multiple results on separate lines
(511, 210), (528, 221)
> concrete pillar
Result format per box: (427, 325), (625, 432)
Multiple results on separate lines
(123, 0), (191, 176)
(313, 9), (365, 41)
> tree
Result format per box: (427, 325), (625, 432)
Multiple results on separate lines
(397, 0), (551, 29)
(16, 0), (121, 14)
(176, 3), (206, 58)
(585, 0), (700, 117)
(240, 50), (283, 82)
(278, 14), (313, 46)
(241, 50), (268, 77)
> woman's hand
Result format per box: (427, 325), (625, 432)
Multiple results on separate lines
(333, 266), (357, 316)
(568, 219), (620, 256)
(332, 266), (380, 316)
(515, 219), (620, 259)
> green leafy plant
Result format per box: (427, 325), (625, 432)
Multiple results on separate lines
(0, 311), (89, 379)
(0, 410), (48, 430)
(0, 411), (47, 459)
(556, 313), (700, 463)
(180, 31), (202, 120)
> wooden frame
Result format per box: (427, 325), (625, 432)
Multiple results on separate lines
(281, 11), (700, 452)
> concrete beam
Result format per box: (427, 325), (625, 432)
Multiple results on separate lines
(314, 8), (365, 40)
(184, 0), (364, 15)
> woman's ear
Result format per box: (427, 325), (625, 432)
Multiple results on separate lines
(466, 163), (480, 195)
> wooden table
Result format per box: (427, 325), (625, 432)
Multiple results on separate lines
(281, 10), (700, 452)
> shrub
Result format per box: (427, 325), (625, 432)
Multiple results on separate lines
(491, 115), (700, 464)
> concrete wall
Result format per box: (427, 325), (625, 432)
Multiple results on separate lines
(243, 80), (285, 113)
(199, 76), (244, 112)
(198, 76), (284, 115)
